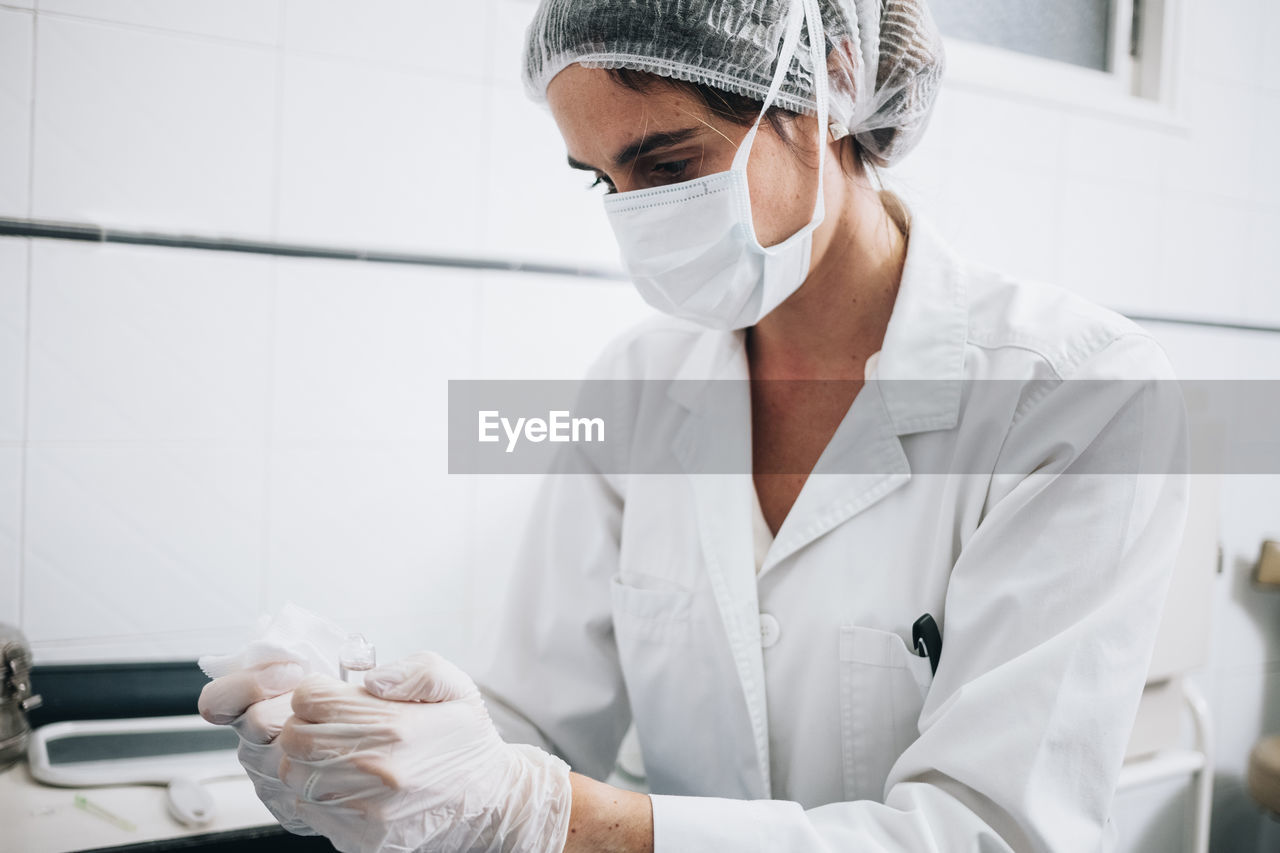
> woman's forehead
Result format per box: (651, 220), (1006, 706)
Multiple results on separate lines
(546, 66), (718, 168)
(546, 65), (702, 121)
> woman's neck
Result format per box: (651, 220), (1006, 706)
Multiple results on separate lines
(747, 180), (907, 381)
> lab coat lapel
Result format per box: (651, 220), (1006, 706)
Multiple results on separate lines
(656, 201), (967, 796)
(669, 334), (774, 799)
(758, 380), (911, 577)
(759, 205), (967, 576)
(668, 372), (914, 797)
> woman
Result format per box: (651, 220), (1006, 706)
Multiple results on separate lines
(199, 1), (1189, 850)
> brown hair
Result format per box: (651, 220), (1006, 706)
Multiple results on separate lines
(605, 68), (866, 178)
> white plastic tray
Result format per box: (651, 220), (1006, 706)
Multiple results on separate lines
(27, 714), (243, 788)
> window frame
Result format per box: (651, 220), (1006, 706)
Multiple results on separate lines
(937, 0), (1188, 131)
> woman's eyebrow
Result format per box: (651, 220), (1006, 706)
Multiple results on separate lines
(566, 126), (703, 172)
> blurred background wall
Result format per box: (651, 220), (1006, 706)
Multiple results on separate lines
(0, 1), (1276, 850)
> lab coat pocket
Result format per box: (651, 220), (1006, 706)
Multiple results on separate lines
(609, 575), (694, 644)
(838, 625), (934, 802)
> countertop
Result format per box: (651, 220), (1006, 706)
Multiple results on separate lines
(1, 759), (285, 853)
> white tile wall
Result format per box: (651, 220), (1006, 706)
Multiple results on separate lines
(1171, 80), (1260, 206)
(488, 0), (534, 90)
(466, 472), (542, 670)
(282, 0), (488, 81)
(916, 85), (1079, 288)
(929, 86), (1065, 176)
(1264, 1), (1280, 93)
(0, 236), (25, 628)
(881, 95), (953, 224)
(0, 8), (33, 219)
(1251, 92), (1280, 209)
(3, 0), (1278, 849)
(1151, 322), (1280, 379)
(1059, 178), (1161, 310)
(22, 443), (268, 655)
(0, 238), (27, 444)
(270, 259), (480, 442)
(482, 85), (622, 269)
(25, 241), (275, 443)
(1157, 192), (1254, 321)
(0, 447), (20, 626)
(883, 150), (950, 220)
(938, 163), (1062, 284)
(475, 273), (649, 380)
(1062, 111), (1168, 190)
(481, 0), (616, 267)
(467, 272), (651, 661)
(275, 53), (488, 255)
(36, 0), (282, 45)
(265, 443), (473, 666)
(1245, 210), (1280, 322)
(1187, 0), (1264, 89)
(31, 16), (276, 237)
(264, 257), (488, 667)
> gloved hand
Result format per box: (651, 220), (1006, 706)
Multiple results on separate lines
(276, 651), (572, 853)
(197, 660), (319, 836)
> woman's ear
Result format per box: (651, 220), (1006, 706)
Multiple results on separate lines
(835, 136), (866, 180)
(821, 36), (869, 181)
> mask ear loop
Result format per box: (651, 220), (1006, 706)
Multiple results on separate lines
(802, 0), (830, 228)
(730, 0), (805, 174)
(731, 0), (831, 230)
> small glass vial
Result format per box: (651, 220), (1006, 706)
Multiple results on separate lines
(338, 633), (376, 684)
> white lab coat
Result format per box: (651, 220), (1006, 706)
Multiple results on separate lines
(476, 203), (1189, 852)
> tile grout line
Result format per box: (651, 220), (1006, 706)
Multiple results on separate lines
(260, 259), (276, 617)
(269, 0), (285, 244)
(30, 9), (491, 85)
(16, 7), (38, 629)
(1153, 95), (1169, 317)
(1049, 113), (1066, 290)
(260, 0), (286, 617)
(31, 8), (279, 53)
(24, 5), (35, 221)
(461, 0), (501, 647)
(16, 239), (31, 630)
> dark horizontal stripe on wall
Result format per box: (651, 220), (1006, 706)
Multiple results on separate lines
(2, 216), (1278, 335)
(27, 661), (210, 726)
(0, 215), (629, 282)
(1122, 312), (1280, 336)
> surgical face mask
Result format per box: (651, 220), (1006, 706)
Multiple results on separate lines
(601, 0), (832, 331)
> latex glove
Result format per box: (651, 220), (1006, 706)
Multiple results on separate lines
(277, 651), (572, 853)
(198, 661), (318, 836)
(197, 604), (350, 836)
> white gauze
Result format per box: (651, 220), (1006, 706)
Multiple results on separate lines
(198, 601), (350, 680)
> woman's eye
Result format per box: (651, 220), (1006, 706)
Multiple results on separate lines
(652, 160), (690, 181)
(588, 175), (616, 194)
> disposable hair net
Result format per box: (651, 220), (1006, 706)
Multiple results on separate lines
(522, 0), (945, 167)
